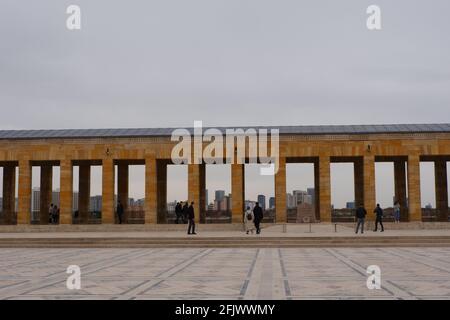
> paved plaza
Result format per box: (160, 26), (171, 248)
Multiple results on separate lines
(0, 247), (450, 299)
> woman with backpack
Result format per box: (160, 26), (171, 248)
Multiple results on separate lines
(244, 206), (255, 234)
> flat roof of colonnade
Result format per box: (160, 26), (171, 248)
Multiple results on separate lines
(1, 123), (450, 140)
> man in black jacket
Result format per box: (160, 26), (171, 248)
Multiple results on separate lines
(373, 203), (384, 232)
(117, 200), (124, 224)
(187, 202), (196, 235)
(182, 201), (189, 224)
(355, 204), (367, 234)
(253, 202), (264, 234)
(175, 202), (182, 224)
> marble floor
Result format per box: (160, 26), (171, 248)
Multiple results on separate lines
(0, 248), (449, 300)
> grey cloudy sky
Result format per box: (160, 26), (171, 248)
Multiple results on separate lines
(1, 0), (449, 208)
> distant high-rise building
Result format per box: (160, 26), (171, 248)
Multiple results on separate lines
(245, 200), (256, 211)
(269, 197), (275, 209)
(346, 201), (355, 209)
(214, 194), (231, 211)
(167, 200), (177, 212)
(90, 195), (102, 212)
(215, 190), (225, 202)
(307, 188), (315, 205)
(31, 188), (40, 212)
(257, 195), (266, 211)
(286, 193), (295, 208)
(293, 190), (312, 206)
(52, 189), (60, 207)
(73, 192), (79, 211)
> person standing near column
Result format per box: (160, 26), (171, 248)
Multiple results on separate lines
(355, 204), (367, 234)
(175, 202), (182, 224)
(393, 201), (401, 223)
(244, 206), (255, 235)
(373, 203), (385, 232)
(116, 200), (124, 224)
(182, 201), (189, 224)
(253, 202), (263, 234)
(187, 201), (196, 235)
(49, 203), (54, 224)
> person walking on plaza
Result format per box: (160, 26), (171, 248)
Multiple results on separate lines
(393, 201), (401, 223)
(244, 206), (255, 234)
(253, 202), (263, 234)
(182, 201), (189, 224)
(175, 202), (182, 224)
(116, 200), (124, 224)
(355, 204), (367, 234)
(51, 205), (59, 224)
(373, 203), (384, 232)
(56, 205), (60, 224)
(187, 201), (196, 235)
(49, 203), (54, 224)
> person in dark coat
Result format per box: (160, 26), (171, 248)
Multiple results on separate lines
(182, 201), (189, 224)
(175, 202), (182, 224)
(373, 203), (384, 232)
(117, 200), (124, 224)
(187, 202), (196, 235)
(253, 202), (264, 234)
(355, 204), (367, 234)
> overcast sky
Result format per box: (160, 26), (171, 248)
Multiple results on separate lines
(1, 1), (449, 208)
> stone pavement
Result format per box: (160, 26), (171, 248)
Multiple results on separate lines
(0, 247), (450, 300)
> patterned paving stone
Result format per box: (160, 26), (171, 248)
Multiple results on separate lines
(0, 248), (449, 300)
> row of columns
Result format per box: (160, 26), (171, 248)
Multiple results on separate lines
(0, 155), (448, 224)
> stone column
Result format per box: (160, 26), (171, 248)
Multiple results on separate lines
(435, 159), (448, 221)
(188, 164), (206, 223)
(275, 156), (287, 223)
(2, 165), (16, 224)
(40, 165), (52, 224)
(156, 160), (167, 223)
(316, 156), (331, 222)
(314, 163), (320, 220)
(78, 164), (91, 223)
(407, 155), (422, 221)
(231, 164), (245, 223)
(17, 160), (31, 225)
(59, 160), (73, 224)
(117, 163), (129, 223)
(145, 156), (157, 224)
(102, 158), (115, 224)
(354, 158), (364, 208)
(363, 155), (376, 217)
(394, 159), (408, 221)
